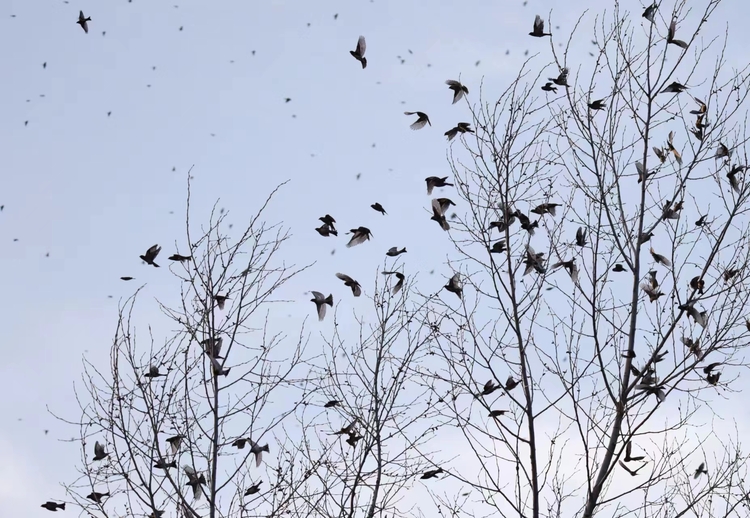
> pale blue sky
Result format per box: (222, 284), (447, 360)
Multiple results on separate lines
(2, 0), (750, 515)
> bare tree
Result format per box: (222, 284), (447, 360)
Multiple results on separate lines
(427, 2), (750, 517)
(57, 181), (316, 518)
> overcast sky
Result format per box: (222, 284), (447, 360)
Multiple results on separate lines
(2, 0), (750, 515)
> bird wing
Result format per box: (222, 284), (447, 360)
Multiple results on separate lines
(356, 35), (366, 56)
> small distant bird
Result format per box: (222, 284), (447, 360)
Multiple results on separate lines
(87, 492), (109, 503)
(653, 146), (667, 163)
(213, 295), (229, 310)
(371, 202), (387, 215)
(336, 273), (362, 297)
(636, 161), (652, 183)
(421, 467), (444, 479)
(346, 433), (362, 447)
(689, 276), (705, 294)
(488, 409), (508, 418)
(531, 203), (560, 217)
(154, 458), (177, 470)
(41, 502), (65, 512)
(425, 176), (453, 195)
(333, 419), (358, 435)
(144, 365), (164, 379)
(549, 68), (569, 87)
(490, 240), (507, 254)
(166, 435), (185, 455)
(382, 271), (405, 294)
(612, 264), (626, 272)
(660, 82), (688, 94)
(523, 245), (546, 275)
(201, 337), (223, 358)
(310, 291), (334, 321)
(120, 276), (134, 281)
(504, 376), (519, 391)
(694, 462), (708, 478)
(184, 465), (207, 500)
(405, 111), (431, 130)
(726, 165), (745, 193)
(386, 246), (407, 257)
(445, 122), (474, 141)
(650, 248), (671, 267)
(575, 227), (587, 247)
(666, 131), (683, 165)
(324, 400), (340, 408)
(77, 10), (91, 33)
(431, 198), (450, 231)
(541, 82), (558, 93)
(93, 441), (109, 461)
(444, 273), (462, 299)
(445, 80), (469, 104)
(481, 379), (499, 396)
(588, 99), (606, 110)
(244, 481), (262, 496)
(529, 14), (551, 37)
(641, 281), (663, 302)
(667, 18), (689, 49)
(250, 440), (270, 467)
(168, 254), (192, 262)
(642, 3), (657, 23)
(346, 227), (372, 247)
(350, 36), (367, 68)
(140, 244), (161, 267)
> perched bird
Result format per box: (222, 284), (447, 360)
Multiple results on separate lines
(310, 291), (334, 321)
(144, 365), (164, 379)
(694, 462), (708, 479)
(77, 10), (91, 33)
(624, 441), (646, 463)
(552, 258), (579, 284)
(371, 202), (387, 215)
(213, 295), (230, 310)
(444, 273), (462, 299)
(660, 82), (688, 94)
(588, 99), (606, 111)
(154, 458), (177, 470)
(336, 273), (362, 297)
(529, 14), (551, 37)
(166, 435), (185, 455)
(346, 227), (372, 247)
(619, 460), (646, 476)
(382, 271), (405, 294)
(541, 82), (558, 93)
(425, 176), (454, 195)
(140, 244), (162, 267)
(689, 276), (705, 294)
(350, 36), (367, 68)
(431, 198), (450, 231)
(549, 68), (569, 87)
(168, 254), (192, 262)
(642, 3), (657, 23)
(650, 248), (671, 267)
(86, 492), (109, 503)
(667, 18), (689, 49)
(324, 400), (340, 408)
(316, 223), (337, 237)
(695, 215), (708, 227)
(386, 246), (407, 257)
(41, 502), (66, 512)
(250, 440), (270, 467)
(405, 111), (431, 130)
(575, 227), (587, 247)
(244, 481), (262, 496)
(531, 203), (560, 217)
(445, 80), (469, 104)
(420, 468), (444, 479)
(93, 441), (109, 461)
(183, 465), (207, 500)
(445, 122), (474, 141)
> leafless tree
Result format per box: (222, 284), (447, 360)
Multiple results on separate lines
(428, 1), (750, 517)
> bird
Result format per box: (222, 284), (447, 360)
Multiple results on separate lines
(250, 440), (270, 467)
(488, 409), (508, 418)
(661, 199), (683, 220)
(529, 15), (551, 37)
(640, 280), (663, 302)
(650, 248), (671, 267)
(531, 203), (560, 217)
(324, 400), (340, 408)
(575, 227), (587, 247)
(168, 254), (192, 262)
(660, 82), (688, 94)
(425, 176), (453, 195)
(695, 215), (708, 227)
(619, 460), (646, 476)
(346, 227), (372, 247)
(678, 302), (707, 327)
(490, 240), (507, 254)
(346, 432), (362, 447)
(405, 111), (431, 130)
(552, 259), (579, 284)
(41, 502), (66, 512)
(120, 276), (134, 281)
(77, 10), (91, 33)
(726, 165), (745, 193)
(689, 276), (705, 294)
(316, 223), (337, 237)
(716, 143), (732, 160)
(444, 273), (462, 299)
(319, 214), (337, 232)
(541, 82), (558, 93)
(480, 379), (499, 396)
(445, 122), (473, 141)
(93, 441), (109, 461)
(333, 419), (358, 435)
(213, 295), (230, 310)
(667, 18), (689, 49)
(244, 481), (262, 496)
(310, 291), (334, 321)
(523, 245), (546, 275)
(694, 462), (708, 478)
(336, 273), (362, 297)
(201, 337), (223, 358)
(703, 362), (722, 375)
(515, 210), (539, 235)
(504, 376), (519, 391)
(549, 68), (569, 87)
(166, 435), (185, 455)
(636, 161), (652, 183)
(624, 441), (646, 462)
(140, 245), (162, 267)
(588, 99), (606, 110)
(421, 467), (444, 479)
(386, 247), (407, 257)
(642, 3), (657, 23)
(382, 271), (405, 294)
(350, 36), (367, 68)
(371, 202), (387, 215)
(144, 365), (165, 379)
(612, 264), (626, 272)
(86, 492), (109, 503)
(431, 198), (450, 231)
(653, 146), (667, 163)
(445, 80), (469, 104)
(666, 131), (683, 165)
(154, 458), (177, 470)
(209, 356), (230, 377)
(183, 465), (206, 500)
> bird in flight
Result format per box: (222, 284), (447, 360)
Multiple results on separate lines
(350, 36), (367, 68)
(77, 10), (91, 33)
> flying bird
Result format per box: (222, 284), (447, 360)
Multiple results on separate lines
(404, 111), (431, 130)
(93, 441), (109, 461)
(549, 68), (569, 87)
(541, 82), (558, 93)
(168, 254), (192, 262)
(213, 295), (230, 310)
(336, 273), (362, 297)
(386, 247), (407, 257)
(678, 302), (707, 328)
(144, 365), (165, 379)
(444, 273), (462, 299)
(324, 400), (340, 408)
(660, 82), (688, 94)
(667, 18), (689, 49)
(529, 15), (551, 37)
(310, 291), (334, 321)
(140, 244), (161, 267)
(371, 202), (387, 215)
(619, 460), (646, 476)
(490, 240), (507, 254)
(552, 258), (579, 284)
(431, 198), (450, 231)
(166, 435), (185, 455)
(694, 462), (708, 479)
(425, 176), (453, 195)
(650, 248), (671, 267)
(316, 223), (337, 237)
(421, 468), (444, 479)
(86, 492), (109, 503)
(588, 99), (606, 110)
(319, 214), (337, 232)
(154, 458), (177, 470)
(382, 271), (405, 294)
(445, 80), (469, 104)
(642, 3), (657, 22)
(726, 165), (745, 193)
(346, 227), (372, 247)
(575, 227), (587, 247)
(250, 440), (270, 467)
(445, 122), (473, 141)
(41, 502), (65, 512)
(350, 36), (367, 68)
(77, 10), (91, 33)
(523, 245), (546, 275)
(183, 465), (207, 500)
(120, 276), (134, 281)
(480, 379), (499, 396)
(209, 356), (231, 377)
(244, 481), (263, 496)
(624, 441), (646, 463)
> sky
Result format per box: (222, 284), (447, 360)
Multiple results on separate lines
(3, 0), (750, 516)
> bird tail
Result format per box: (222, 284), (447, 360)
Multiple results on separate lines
(59, 504), (66, 511)
(153, 262), (160, 268)
(325, 294), (333, 306)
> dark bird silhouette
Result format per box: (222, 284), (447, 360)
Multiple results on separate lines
(694, 462), (708, 478)
(386, 246), (407, 257)
(232, 438), (250, 449)
(619, 460), (646, 476)
(168, 254), (192, 262)
(504, 376), (519, 391)
(703, 362), (722, 375)
(642, 3), (657, 23)
(549, 68), (569, 87)
(421, 468), (444, 479)
(531, 203), (560, 217)
(529, 14), (551, 37)
(480, 379), (499, 396)
(154, 458), (177, 470)
(382, 271), (405, 294)
(588, 99), (606, 111)
(316, 223), (337, 237)
(336, 273), (362, 297)
(140, 244), (161, 267)
(77, 10), (91, 33)
(371, 202), (387, 215)
(695, 215), (708, 227)
(523, 245), (546, 275)
(689, 276), (705, 294)
(183, 465), (207, 500)
(515, 210), (538, 235)
(86, 492), (109, 503)
(445, 122), (473, 141)
(250, 441), (270, 467)
(324, 400), (340, 408)
(120, 276), (134, 281)
(707, 371), (721, 385)
(445, 80), (469, 104)
(726, 165), (745, 193)
(333, 419), (358, 435)
(201, 337), (223, 358)
(144, 365), (165, 379)
(660, 82), (688, 94)
(667, 18), (689, 49)
(613, 263), (626, 272)
(488, 409), (508, 418)
(624, 441), (646, 462)
(93, 441), (109, 461)
(166, 434), (185, 455)
(346, 227), (372, 247)
(444, 273), (462, 299)
(346, 432), (362, 447)
(319, 214), (337, 231)
(575, 227), (587, 247)
(350, 36), (367, 68)
(490, 240), (507, 254)
(431, 198), (450, 231)
(405, 111), (431, 130)
(425, 176), (453, 195)
(310, 291), (334, 321)
(541, 82), (558, 93)
(41, 502), (65, 512)
(552, 258), (579, 284)
(213, 295), (229, 310)
(244, 481), (262, 496)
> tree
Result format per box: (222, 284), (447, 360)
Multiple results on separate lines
(430, 1), (750, 516)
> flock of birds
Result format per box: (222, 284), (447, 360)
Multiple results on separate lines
(30, 3), (750, 513)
